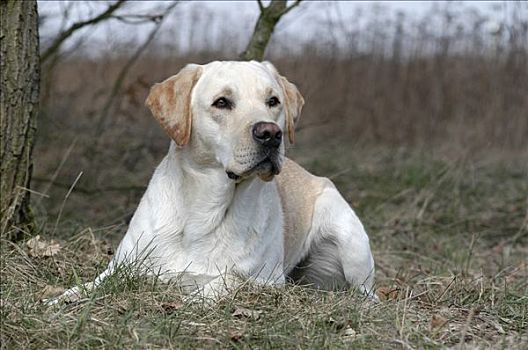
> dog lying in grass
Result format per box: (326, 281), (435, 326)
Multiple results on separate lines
(50, 61), (375, 304)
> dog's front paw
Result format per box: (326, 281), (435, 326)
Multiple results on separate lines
(42, 282), (93, 306)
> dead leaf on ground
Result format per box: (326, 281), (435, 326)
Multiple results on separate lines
(161, 300), (184, 312)
(182, 321), (207, 327)
(431, 314), (448, 329)
(376, 286), (400, 301)
(342, 326), (359, 341)
(0, 298), (13, 309)
(232, 306), (263, 320)
(38, 285), (65, 300)
(26, 235), (61, 257)
(326, 316), (348, 330)
(229, 329), (245, 342)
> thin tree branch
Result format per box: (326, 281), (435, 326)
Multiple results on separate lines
(240, 0), (304, 61)
(94, 1), (179, 135)
(40, 0), (127, 63)
(111, 13), (164, 25)
(257, 0), (264, 12)
(280, 0), (303, 16)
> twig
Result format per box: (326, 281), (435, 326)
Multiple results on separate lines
(240, 0), (304, 61)
(38, 138), (77, 202)
(434, 276), (456, 304)
(41, 0), (127, 63)
(257, 0), (264, 12)
(399, 286), (411, 339)
(280, 0), (303, 16)
(111, 13), (163, 24)
(52, 171), (83, 236)
(32, 177), (145, 195)
(15, 186), (49, 199)
(94, 1), (179, 135)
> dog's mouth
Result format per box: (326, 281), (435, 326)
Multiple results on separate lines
(226, 153), (282, 182)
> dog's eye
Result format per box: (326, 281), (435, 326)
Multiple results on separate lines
(267, 96), (280, 108)
(212, 97), (233, 110)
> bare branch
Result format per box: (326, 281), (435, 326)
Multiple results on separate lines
(240, 0), (303, 61)
(111, 13), (164, 25)
(257, 0), (264, 12)
(40, 0), (127, 63)
(280, 0), (303, 16)
(94, 1), (179, 135)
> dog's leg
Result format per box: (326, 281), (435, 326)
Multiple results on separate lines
(175, 272), (240, 304)
(291, 187), (376, 297)
(185, 267), (286, 303)
(44, 266), (114, 305)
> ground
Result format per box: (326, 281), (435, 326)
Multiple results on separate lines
(1, 142), (526, 349)
(3, 1), (527, 346)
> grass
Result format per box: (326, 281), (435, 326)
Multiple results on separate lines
(1, 145), (527, 349)
(4, 1), (525, 347)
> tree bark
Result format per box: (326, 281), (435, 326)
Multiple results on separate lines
(240, 0), (301, 61)
(0, 0), (40, 239)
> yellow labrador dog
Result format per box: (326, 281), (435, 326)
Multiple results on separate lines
(53, 61), (375, 303)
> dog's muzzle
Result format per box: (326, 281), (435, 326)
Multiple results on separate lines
(226, 153), (281, 182)
(226, 122), (283, 182)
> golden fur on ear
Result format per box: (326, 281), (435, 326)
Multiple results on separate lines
(145, 64), (203, 146)
(277, 75), (304, 144)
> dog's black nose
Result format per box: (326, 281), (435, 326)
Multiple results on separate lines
(252, 122), (282, 148)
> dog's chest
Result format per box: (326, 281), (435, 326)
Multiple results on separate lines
(161, 179), (285, 277)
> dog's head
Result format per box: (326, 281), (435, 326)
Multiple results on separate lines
(145, 61), (304, 182)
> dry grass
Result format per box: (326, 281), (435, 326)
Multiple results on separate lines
(2, 146), (527, 349)
(1, 3), (527, 348)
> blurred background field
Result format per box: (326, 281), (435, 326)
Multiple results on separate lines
(33, 1), (527, 230)
(1, 1), (527, 348)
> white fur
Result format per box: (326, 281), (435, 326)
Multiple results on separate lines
(49, 61), (375, 304)
(301, 187), (375, 294)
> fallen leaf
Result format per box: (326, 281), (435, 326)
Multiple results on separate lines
(182, 321), (207, 327)
(0, 298), (11, 309)
(431, 314), (448, 329)
(232, 306), (262, 320)
(161, 300), (184, 312)
(229, 329), (244, 342)
(26, 235), (61, 257)
(326, 317), (347, 330)
(342, 326), (358, 340)
(38, 285), (65, 300)
(376, 286), (399, 301)
(490, 319), (506, 334)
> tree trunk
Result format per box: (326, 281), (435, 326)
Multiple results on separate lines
(240, 0), (288, 61)
(0, 0), (40, 240)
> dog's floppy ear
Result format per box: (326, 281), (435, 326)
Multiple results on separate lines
(262, 61), (305, 144)
(145, 64), (203, 147)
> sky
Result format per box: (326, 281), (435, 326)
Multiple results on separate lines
(38, 1), (523, 56)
